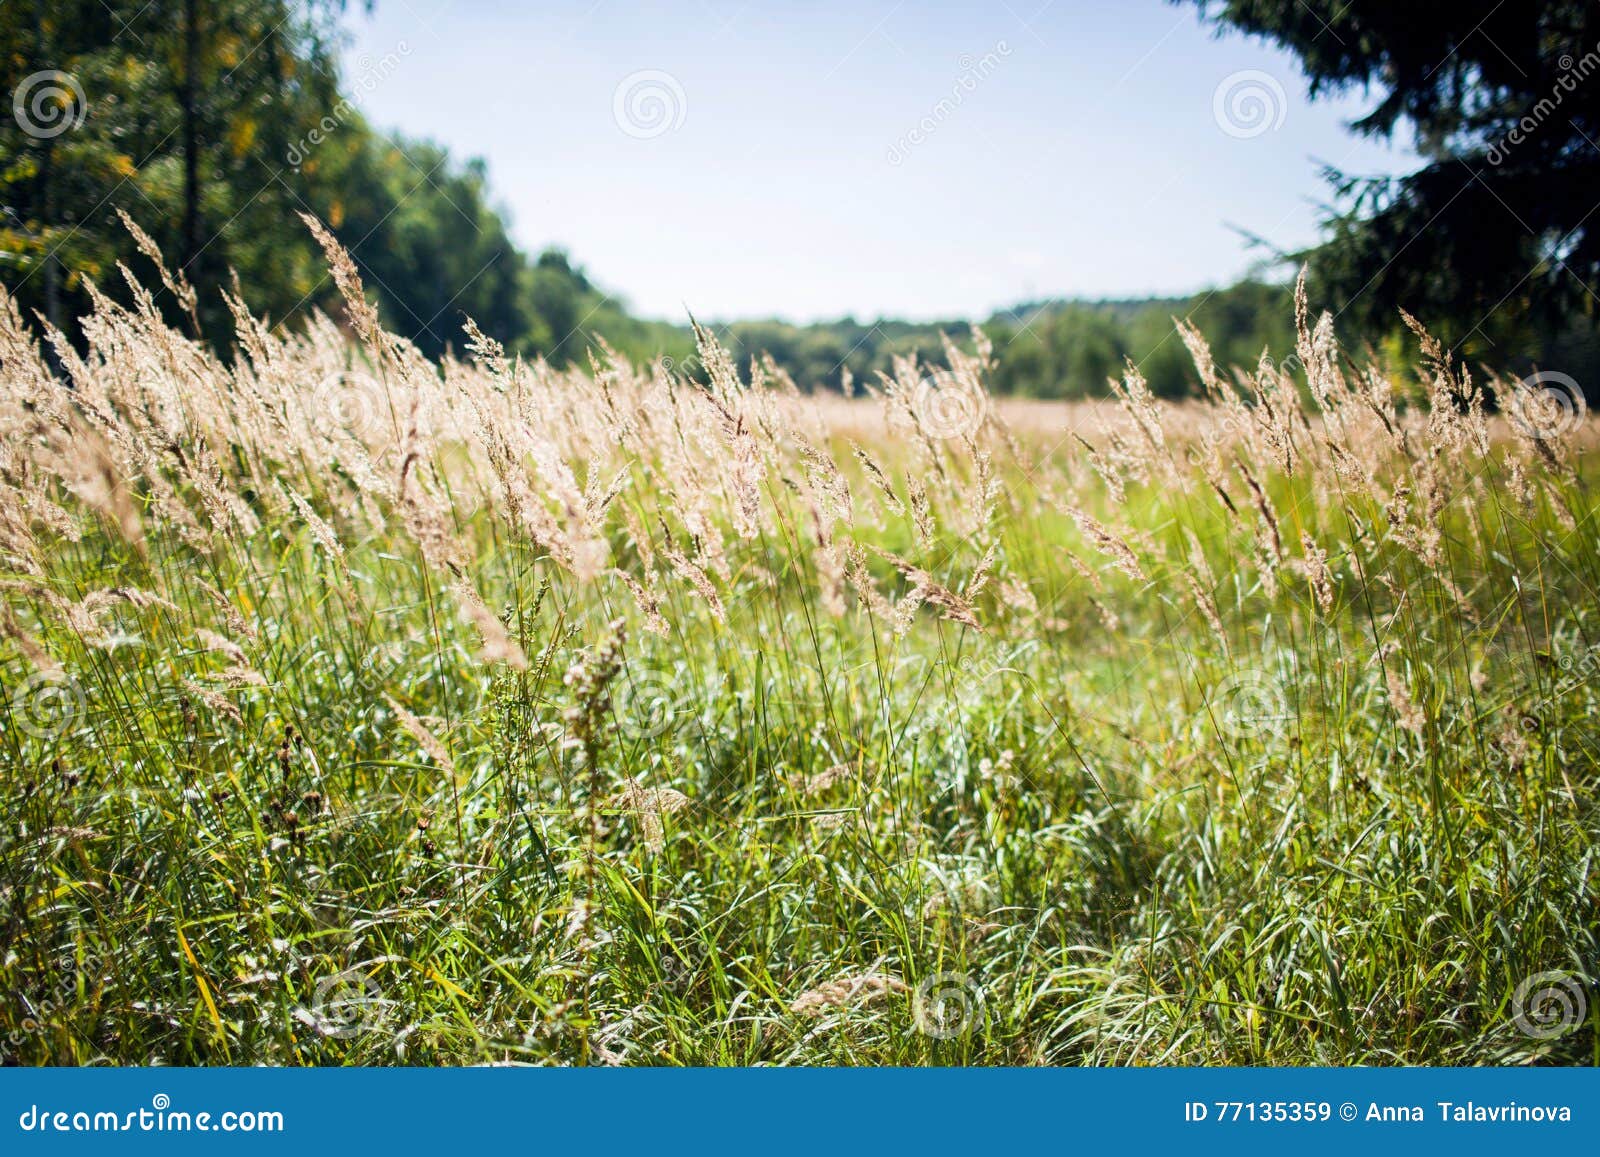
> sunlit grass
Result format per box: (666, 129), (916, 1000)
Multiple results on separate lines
(0, 242), (1596, 1066)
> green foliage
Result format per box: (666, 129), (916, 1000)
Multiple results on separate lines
(0, 0), (347, 341)
(1182, 0), (1600, 352)
(694, 283), (1298, 399)
(0, 0), (680, 368)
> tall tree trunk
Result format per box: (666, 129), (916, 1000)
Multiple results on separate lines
(33, 0), (61, 373)
(179, 0), (202, 274)
(40, 146), (59, 336)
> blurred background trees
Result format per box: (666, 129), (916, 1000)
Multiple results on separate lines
(1183, 0), (1600, 380)
(1, 0), (660, 364)
(3, 0), (1595, 393)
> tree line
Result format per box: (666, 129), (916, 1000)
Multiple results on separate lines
(4, 0), (1596, 397)
(1, 0), (669, 369)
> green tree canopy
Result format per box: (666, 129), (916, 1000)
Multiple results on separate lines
(1182, 0), (1600, 356)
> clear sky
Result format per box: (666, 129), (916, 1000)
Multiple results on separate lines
(339, 0), (1416, 323)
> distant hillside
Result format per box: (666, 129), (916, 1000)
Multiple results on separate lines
(688, 280), (1297, 399)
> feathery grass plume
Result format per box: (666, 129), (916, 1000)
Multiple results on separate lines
(1072, 433), (1126, 505)
(1292, 268), (1346, 412)
(998, 577), (1037, 616)
(790, 971), (908, 1016)
(282, 484), (348, 576)
(614, 570), (670, 636)
(1234, 458), (1282, 591)
(1401, 309), (1489, 457)
(1185, 573), (1229, 653)
(851, 442), (905, 516)
(1062, 506), (1145, 582)
(1111, 360), (1170, 470)
(384, 694), (458, 774)
(906, 476), (935, 548)
(2, 608), (63, 677)
(842, 541), (891, 617)
(793, 763), (855, 797)
(449, 569), (528, 669)
(56, 433), (145, 555)
(1176, 316), (1239, 409)
(609, 778), (690, 853)
(196, 628), (249, 666)
(117, 210), (200, 334)
(966, 540), (998, 602)
(39, 588), (156, 646)
(197, 581), (255, 641)
(212, 665), (268, 688)
(869, 546), (982, 630)
(1385, 667), (1427, 735)
(299, 213), (383, 351)
(660, 538), (726, 623)
(689, 322), (767, 540)
(891, 582), (928, 638)
(1300, 531), (1335, 614)
(795, 434), (852, 532)
(181, 679), (245, 727)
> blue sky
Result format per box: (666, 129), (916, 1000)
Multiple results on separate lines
(339, 0), (1416, 323)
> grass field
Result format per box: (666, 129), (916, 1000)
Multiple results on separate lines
(1, 228), (1597, 1066)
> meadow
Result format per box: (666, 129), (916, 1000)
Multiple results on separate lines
(1, 221), (1596, 1066)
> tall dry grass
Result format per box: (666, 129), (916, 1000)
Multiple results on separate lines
(0, 221), (1595, 1065)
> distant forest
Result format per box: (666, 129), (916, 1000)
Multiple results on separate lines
(5, 0), (1596, 398)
